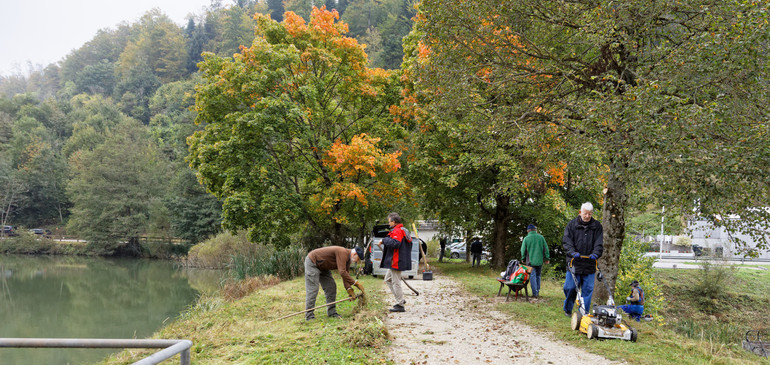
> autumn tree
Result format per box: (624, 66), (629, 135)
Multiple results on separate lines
(416, 0), (770, 298)
(188, 7), (404, 247)
(399, 12), (602, 268)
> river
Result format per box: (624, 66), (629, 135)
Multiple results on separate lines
(0, 255), (223, 365)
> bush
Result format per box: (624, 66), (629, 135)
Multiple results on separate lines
(182, 231), (254, 269)
(691, 260), (734, 312)
(617, 236), (664, 322)
(674, 235), (692, 247)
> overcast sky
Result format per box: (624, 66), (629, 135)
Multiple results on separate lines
(0, 0), (216, 76)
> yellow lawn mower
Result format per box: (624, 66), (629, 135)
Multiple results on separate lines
(568, 256), (638, 342)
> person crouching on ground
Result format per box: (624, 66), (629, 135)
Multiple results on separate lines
(562, 202), (603, 317)
(618, 280), (645, 321)
(379, 212), (413, 313)
(304, 246), (365, 320)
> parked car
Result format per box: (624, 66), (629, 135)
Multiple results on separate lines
(30, 228), (52, 238)
(447, 241), (490, 260)
(2, 225), (17, 236)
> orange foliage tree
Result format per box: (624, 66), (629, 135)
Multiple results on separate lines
(188, 7), (405, 247)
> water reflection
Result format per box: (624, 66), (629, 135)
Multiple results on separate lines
(0, 255), (223, 365)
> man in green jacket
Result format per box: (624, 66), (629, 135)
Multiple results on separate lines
(521, 224), (549, 298)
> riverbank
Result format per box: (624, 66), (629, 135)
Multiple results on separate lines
(98, 260), (770, 364)
(100, 275), (391, 364)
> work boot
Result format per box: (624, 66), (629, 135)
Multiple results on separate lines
(563, 310), (571, 317)
(389, 304), (405, 312)
(306, 314), (315, 321)
(328, 313), (341, 319)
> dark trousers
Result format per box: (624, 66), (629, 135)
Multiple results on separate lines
(472, 253), (481, 267)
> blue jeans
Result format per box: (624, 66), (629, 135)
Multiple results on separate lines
(618, 304), (644, 321)
(529, 265), (542, 297)
(563, 272), (595, 314)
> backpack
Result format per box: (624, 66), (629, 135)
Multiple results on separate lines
(501, 259), (519, 280)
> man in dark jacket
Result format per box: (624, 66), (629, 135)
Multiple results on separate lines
(304, 246), (365, 320)
(470, 237), (483, 267)
(562, 202), (603, 317)
(438, 236), (447, 262)
(378, 212), (412, 312)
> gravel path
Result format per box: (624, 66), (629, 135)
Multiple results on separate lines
(382, 274), (622, 364)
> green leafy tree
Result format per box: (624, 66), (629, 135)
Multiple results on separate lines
(117, 9), (188, 83)
(416, 0), (770, 298)
(74, 60), (116, 95)
(188, 7), (403, 247)
(67, 119), (170, 256)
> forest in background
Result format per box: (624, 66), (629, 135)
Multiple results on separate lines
(0, 0), (417, 255)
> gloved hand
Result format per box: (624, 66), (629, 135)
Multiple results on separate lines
(589, 254), (597, 260)
(626, 296), (632, 302)
(571, 252), (580, 259)
(347, 287), (355, 298)
(354, 281), (365, 294)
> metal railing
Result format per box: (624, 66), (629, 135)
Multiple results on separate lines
(0, 338), (192, 365)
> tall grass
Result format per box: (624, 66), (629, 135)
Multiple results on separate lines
(673, 319), (746, 344)
(228, 245), (305, 280)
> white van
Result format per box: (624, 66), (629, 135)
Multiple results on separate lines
(366, 224), (422, 279)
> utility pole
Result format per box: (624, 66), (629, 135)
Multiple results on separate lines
(659, 206), (665, 258)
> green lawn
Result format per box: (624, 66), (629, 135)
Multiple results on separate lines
(433, 261), (770, 365)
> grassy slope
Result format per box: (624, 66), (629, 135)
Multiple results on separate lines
(99, 261), (770, 364)
(100, 275), (391, 365)
(434, 261), (770, 365)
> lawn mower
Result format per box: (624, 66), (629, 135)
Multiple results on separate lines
(568, 256), (638, 342)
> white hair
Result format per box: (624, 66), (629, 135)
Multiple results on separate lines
(581, 202), (594, 212)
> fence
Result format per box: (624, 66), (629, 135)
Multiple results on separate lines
(0, 338), (192, 365)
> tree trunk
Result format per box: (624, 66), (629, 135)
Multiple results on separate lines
(596, 160), (628, 304)
(491, 194), (510, 269)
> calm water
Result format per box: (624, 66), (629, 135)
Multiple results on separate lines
(0, 255), (222, 365)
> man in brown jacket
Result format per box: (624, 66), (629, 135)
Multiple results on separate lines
(304, 246), (365, 320)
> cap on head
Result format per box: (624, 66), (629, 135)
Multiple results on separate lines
(354, 246), (364, 260)
(631, 280), (639, 287)
(527, 224), (536, 231)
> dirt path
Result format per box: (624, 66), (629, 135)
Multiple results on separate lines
(382, 274), (622, 364)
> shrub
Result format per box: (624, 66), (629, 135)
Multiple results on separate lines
(182, 231), (254, 269)
(617, 236), (664, 323)
(691, 260), (734, 312)
(674, 235), (692, 247)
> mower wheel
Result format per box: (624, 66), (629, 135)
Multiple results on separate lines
(630, 328), (638, 342)
(587, 324), (598, 339)
(570, 312), (582, 331)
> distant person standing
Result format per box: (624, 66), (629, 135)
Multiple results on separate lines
(562, 202), (603, 317)
(378, 212), (413, 313)
(521, 224), (549, 298)
(470, 237), (483, 267)
(438, 236), (447, 262)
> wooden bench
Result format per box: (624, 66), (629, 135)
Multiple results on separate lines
(497, 278), (530, 302)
